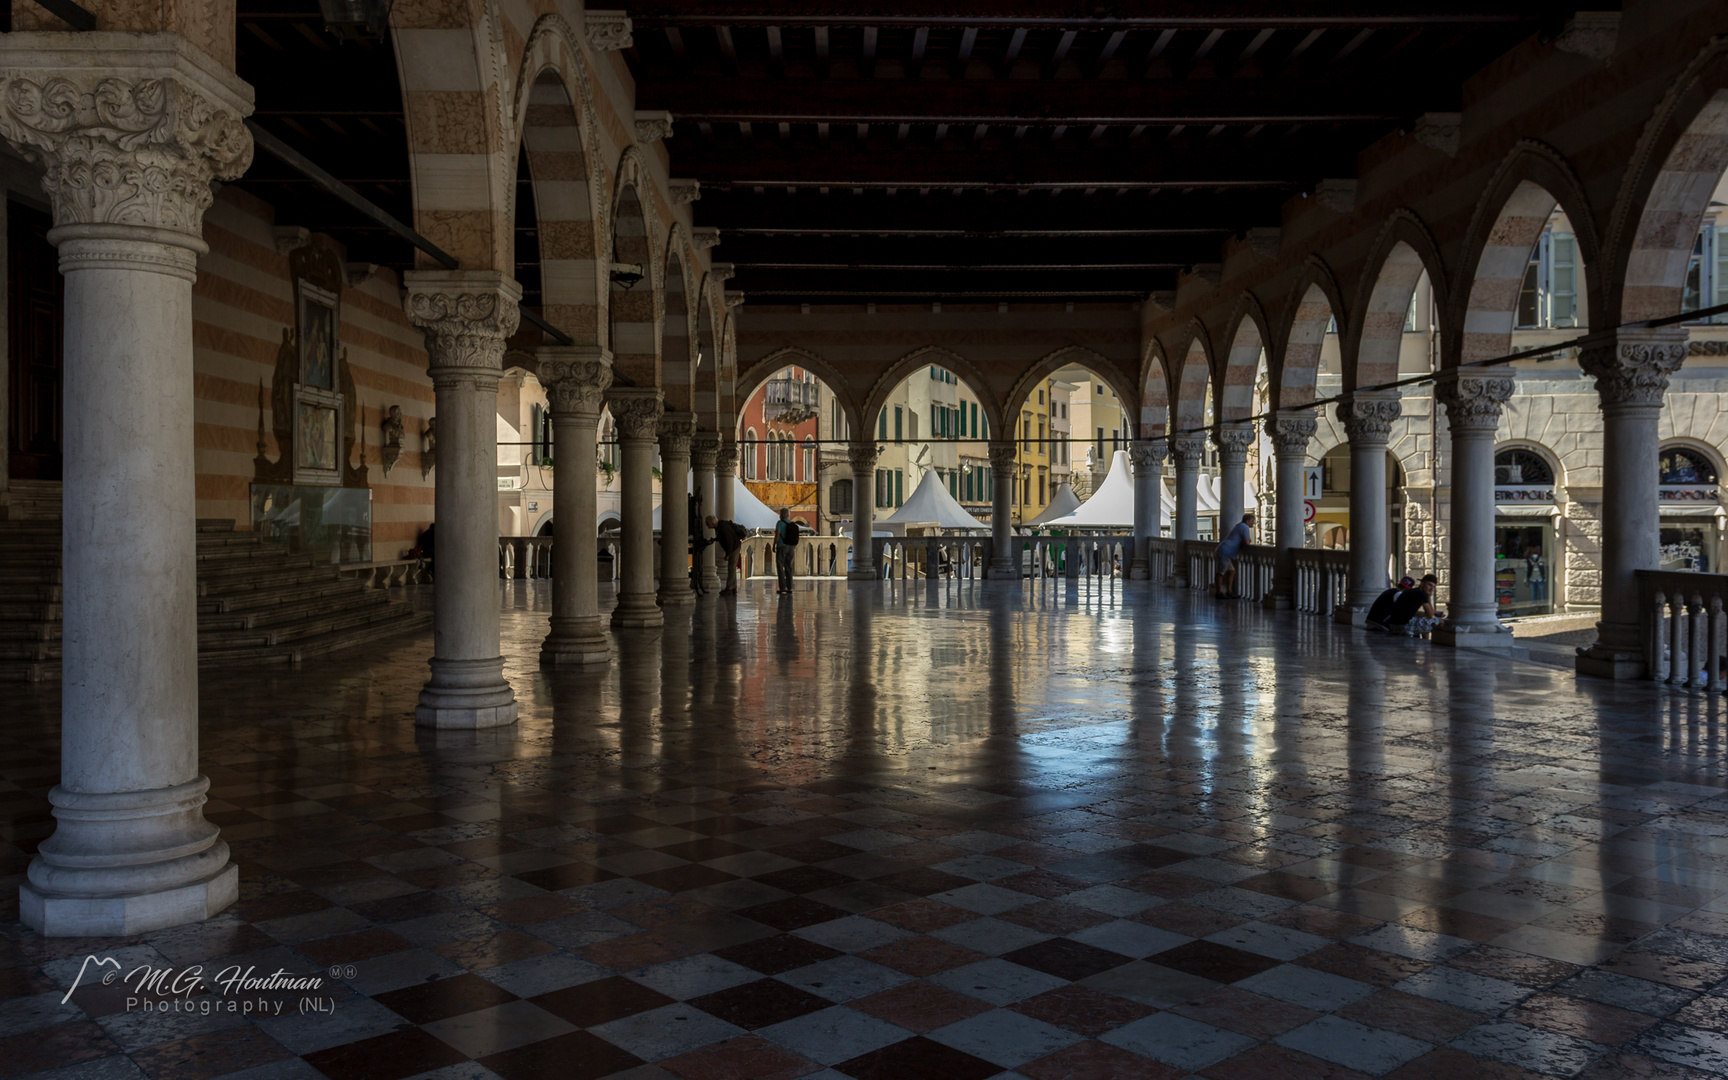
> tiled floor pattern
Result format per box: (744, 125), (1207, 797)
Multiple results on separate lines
(3, 577), (1728, 1080)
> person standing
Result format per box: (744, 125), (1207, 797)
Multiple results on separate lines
(774, 508), (800, 594)
(707, 515), (744, 596)
(1214, 512), (1255, 598)
(1525, 545), (1546, 604)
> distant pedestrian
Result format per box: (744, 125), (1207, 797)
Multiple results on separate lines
(774, 508), (801, 594)
(707, 515), (744, 595)
(1214, 512), (1255, 598)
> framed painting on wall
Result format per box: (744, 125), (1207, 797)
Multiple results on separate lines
(298, 281), (338, 390)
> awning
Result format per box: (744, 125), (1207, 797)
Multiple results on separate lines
(1660, 505), (1723, 518)
(1495, 504), (1558, 518)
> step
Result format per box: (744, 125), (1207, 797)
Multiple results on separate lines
(198, 577), (366, 614)
(0, 566), (61, 584)
(0, 659), (57, 683)
(197, 565), (341, 597)
(196, 519), (235, 533)
(0, 639), (59, 662)
(0, 601), (60, 621)
(199, 589), (391, 631)
(195, 535), (273, 553)
(0, 584), (61, 603)
(198, 592), (394, 643)
(199, 609), (431, 668)
(0, 620), (57, 642)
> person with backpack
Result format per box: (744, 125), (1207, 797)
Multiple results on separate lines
(707, 515), (744, 596)
(774, 508), (801, 594)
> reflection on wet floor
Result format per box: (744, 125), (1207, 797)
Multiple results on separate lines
(2, 576), (1725, 1080)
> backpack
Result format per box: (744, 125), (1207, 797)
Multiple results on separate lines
(781, 519), (801, 545)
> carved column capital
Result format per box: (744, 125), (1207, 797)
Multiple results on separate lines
(986, 441), (1020, 471)
(849, 442), (881, 473)
(715, 436), (739, 475)
(1169, 435), (1207, 467)
(538, 345), (612, 418)
(1580, 330), (1687, 407)
(605, 387), (664, 441)
(405, 272), (522, 388)
(0, 38), (254, 242)
(690, 432), (721, 471)
(1212, 423), (1256, 466)
(1265, 413), (1318, 457)
(585, 10), (634, 51)
(1337, 393), (1402, 446)
(1128, 440), (1166, 472)
(1436, 369), (1514, 432)
(657, 411), (697, 455)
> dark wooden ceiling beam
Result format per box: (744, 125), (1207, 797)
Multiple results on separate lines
(637, 77), (1440, 124)
(625, 1), (1564, 28)
(717, 233), (1225, 264)
(692, 188), (1283, 232)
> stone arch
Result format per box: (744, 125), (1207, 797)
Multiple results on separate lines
(1453, 145), (1601, 366)
(1138, 339), (1172, 437)
(1218, 293), (1272, 422)
(1273, 257), (1347, 411)
(862, 346), (1004, 441)
(390, 0), (515, 271)
(608, 147), (659, 386)
(1171, 324), (1214, 434)
(693, 275), (722, 431)
(1494, 437), (1567, 488)
(1658, 436), (1725, 482)
(1349, 210), (1448, 387)
(1003, 346), (1139, 434)
(660, 228), (697, 411)
(1607, 38), (1728, 323)
(513, 18), (604, 344)
(736, 346), (865, 438)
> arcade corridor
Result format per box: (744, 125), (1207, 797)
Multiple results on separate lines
(1, 583), (1722, 1080)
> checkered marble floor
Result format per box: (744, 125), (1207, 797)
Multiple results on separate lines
(3, 577), (1728, 1080)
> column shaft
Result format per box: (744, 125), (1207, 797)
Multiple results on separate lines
(1263, 413), (1317, 609)
(692, 433), (721, 591)
(1170, 436), (1204, 543)
(658, 413), (695, 606)
(1434, 371), (1514, 648)
(610, 389), (665, 628)
(1337, 394), (1401, 623)
(539, 347), (611, 666)
(1215, 423), (1255, 534)
(0, 36), (255, 935)
(849, 443), (879, 579)
(989, 442), (1018, 576)
(1128, 440), (1164, 580)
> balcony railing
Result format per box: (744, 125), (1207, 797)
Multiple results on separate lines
(1639, 569), (1728, 688)
(765, 377), (819, 424)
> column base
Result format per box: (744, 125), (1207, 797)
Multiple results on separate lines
(1575, 642), (1647, 680)
(611, 594), (665, 628)
(540, 620), (610, 667)
(657, 587), (696, 607)
(1128, 558), (1150, 580)
(847, 568), (879, 581)
(700, 570), (721, 591)
(1261, 591), (1295, 609)
(417, 657), (517, 728)
(1432, 622), (1515, 649)
(987, 560), (1018, 579)
(1333, 603), (1370, 626)
(22, 861), (238, 938)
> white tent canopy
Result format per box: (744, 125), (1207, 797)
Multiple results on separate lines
(882, 469), (989, 530)
(1024, 482), (1081, 527)
(1046, 450), (1137, 528)
(651, 475), (781, 531)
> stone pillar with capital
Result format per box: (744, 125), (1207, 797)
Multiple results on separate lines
(608, 388), (665, 627)
(848, 443), (880, 579)
(1433, 370), (1515, 648)
(657, 412), (696, 606)
(1128, 439), (1166, 580)
(1577, 330), (1688, 677)
(691, 432), (721, 592)
(716, 437), (738, 520)
(406, 272), (522, 725)
(1262, 413), (1318, 609)
(988, 441), (1020, 577)
(1335, 393), (1402, 624)
(1214, 423), (1256, 535)
(1169, 436), (1205, 543)
(0, 34), (255, 934)
(538, 347), (612, 666)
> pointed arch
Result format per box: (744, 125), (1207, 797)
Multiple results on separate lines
(1273, 256), (1346, 411)
(661, 240), (693, 411)
(1004, 345), (1139, 432)
(1138, 339), (1172, 438)
(693, 273), (721, 431)
(1172, 322), (1214, 433)
(1218, 293), (1272, 422)
(736, 346), (864, 437)
(1607, 38), (1728, 323)
(862, 346), (1004, 440)
(1349, 209), (1447, 387)
(608, 146), (660, 386)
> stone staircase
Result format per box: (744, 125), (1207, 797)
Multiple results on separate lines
(0, 512), (431, 683)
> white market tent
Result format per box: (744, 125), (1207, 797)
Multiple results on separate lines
(1046, 449), (1137, 528)
(881, 469), (989, 531)
(651, 475), (781, 531)
(1024, 482), (1081, 527)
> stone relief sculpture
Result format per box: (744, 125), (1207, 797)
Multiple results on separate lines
(381, 405), (405, 476)
(421, 416), (437, 479)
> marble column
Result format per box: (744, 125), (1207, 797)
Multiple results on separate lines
(1577, 330), (1688, 677)
(1263, 412), (1318, 609)
(848, 443), (879, 580)
(1170, 436), (1205, 542)
(2, 33), (253, 936)
(1433, 370), (1515, 648)
(1335, 393), (1402, 624)
(538, 347), (612, 667)
(657, 412), (696, 607)
(1128, 440), (1165, 580)
(608, 388), (665, 628)
(716, 437), (738, 519)
(691, 432), (721, 592)
(1215, 423), (1256, 535)
(988, 441), (1019, 577)
(406, 272), (522, 727)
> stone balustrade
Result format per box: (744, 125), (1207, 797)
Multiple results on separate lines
(1639, 569), (1728, 689)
